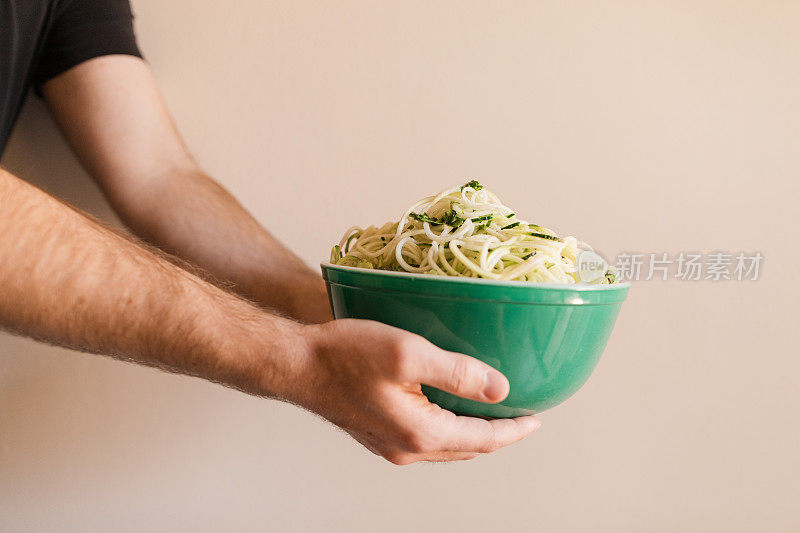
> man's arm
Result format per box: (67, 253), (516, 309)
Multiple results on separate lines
(0, 167), (303, 394)
(40, 55), (330, 324)
(0, 168), (539, 463)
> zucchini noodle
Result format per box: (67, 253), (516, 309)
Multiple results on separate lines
(330, 181), (617, 284)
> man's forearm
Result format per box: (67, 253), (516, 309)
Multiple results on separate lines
(97, 166), (331, 324)
(39, 57), (330, 324)
(0, 168), (308, 398)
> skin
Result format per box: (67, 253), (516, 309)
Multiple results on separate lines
(0, 55), (540, 465)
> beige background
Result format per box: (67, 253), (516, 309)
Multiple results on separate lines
(1, 1), (798, 531)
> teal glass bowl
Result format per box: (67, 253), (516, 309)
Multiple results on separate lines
(321, 262), (629, 418)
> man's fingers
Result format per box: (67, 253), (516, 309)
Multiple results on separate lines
(440, 414), (541, 454)
(405, 345), (510, 403)
(385, 415), (540, 464)
(385, 334), (539, 462)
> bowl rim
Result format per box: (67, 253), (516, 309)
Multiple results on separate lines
(320, 262), (630, 291)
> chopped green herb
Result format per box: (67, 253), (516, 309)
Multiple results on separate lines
(408, 212), (439, 224)
(461, 180), (483, 191)
(439, 210), (465, 228)
(522, 253), (533, 260)
(410, 210), (464, 228)
(529, 232), (563, 242)
(501, 222), (520, 230)
(470, 215), (493, 222)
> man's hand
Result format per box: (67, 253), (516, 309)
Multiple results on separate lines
(290, 320), (540, 464)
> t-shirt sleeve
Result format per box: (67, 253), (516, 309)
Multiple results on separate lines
(34, 0), (142, 89)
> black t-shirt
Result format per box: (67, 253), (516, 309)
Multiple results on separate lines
(0, 0), (141, 154)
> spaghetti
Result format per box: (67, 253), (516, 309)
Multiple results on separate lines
(330, 181), (616, 284)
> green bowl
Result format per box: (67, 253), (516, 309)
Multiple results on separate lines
(321, 262), (629, 418)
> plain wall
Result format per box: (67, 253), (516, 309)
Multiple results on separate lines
(1, 1), (798, 531)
